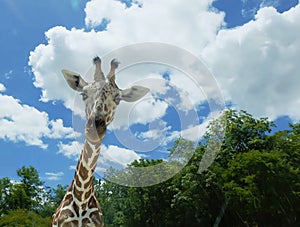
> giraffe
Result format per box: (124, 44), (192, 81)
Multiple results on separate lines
(52, 56), (149, 226)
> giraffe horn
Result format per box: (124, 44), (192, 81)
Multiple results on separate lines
(107, 58), (120, 81)
(93, 56), (105, 81)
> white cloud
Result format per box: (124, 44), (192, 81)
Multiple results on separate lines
(28, 0), (224, 122)
(203, 4), (300, 120)
(111, 96), (169, 130)
(58, 141), (83, 159)
(241, 0), (280, 18)
(115, 64), (170, 95)
(4, 70), (13, 79)
(95, 144), (141, 177)
(0, 83), (6, 92)
(84, 0), (223, 52)
(58, 139), (141, 177)
(45, 171), (64, 181)
(0, 93), (79, 148)
(28, 26), (96, 110)
(49, 119), (81, 139)
(137, 120), (171, 141)
(58, 141), (140, 167)
(100, 144), (141, 167)
(28, 0), (300, 138)
(168, 117), (211, 143)
(168, 70), (207, 110)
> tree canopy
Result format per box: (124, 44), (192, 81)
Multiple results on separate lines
(96, 110), (300, 226)
(0, 110), (299, 226)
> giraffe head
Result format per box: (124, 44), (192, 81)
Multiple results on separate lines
(62, 56), (149, 141)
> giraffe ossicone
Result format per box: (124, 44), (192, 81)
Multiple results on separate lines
(52, 57), (149, 226)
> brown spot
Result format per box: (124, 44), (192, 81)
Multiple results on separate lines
(82, 218), (91, 226)
(90, 210), (104, 225)
(85, 188), (93, 200)
(62, 193), (73, 207)
(93, 141), (101, 150)
(84, 177), (94, 189)
(79, 162), (89, 180)
(73, 186), (83, 201)
(82, 210), (87, 217)
(90, 156), (98, 170)
(68, 181), (74, 191)
(63, 220), (79, 227)
(74, 174), (82, 188)
(73, 201), (80, 217)
(104, 104), (108, 112)
(57, 209), (74, 226)
(88, 196), (98, 209)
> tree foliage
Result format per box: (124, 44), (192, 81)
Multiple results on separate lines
(0, 209), (51, 227)
(0, 166), (67, 226)
(0, 110), (299, 226)
(95, 110), (300, 226)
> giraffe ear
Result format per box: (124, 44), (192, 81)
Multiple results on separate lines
(120, 85), (150, 102)
(62, 69), (88, 92)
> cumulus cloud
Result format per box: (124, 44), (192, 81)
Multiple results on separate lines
(111, 96), (169, 130)
(45, 171), (64, 181)
(168, 70), (207, 111)
(28, 0), (300, 146)
(137, 120), (171, 141)
(95, 144), (141, 177)
(203, 4), (300, 120)
(58, 139), (141, 176)
(49, 119), (81, 139)
(28, 0), (224, 124)
(58, 140), (83, 159)
(0, 93), (79, 149)
(241, 0), (281, 18)
(84, 0), (223, 52)
(100, 144), (141, 167)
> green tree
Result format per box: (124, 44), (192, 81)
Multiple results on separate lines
(0, 209), (51, 227)
(15, 166), (44, 211)
(222, 150), (300, 226)
(205, 110), (274, 167)
(9, 183), (31, 210)
(38, 184), (68, 218)
(0, 177), (13, 215)
(95, 110), (300, 226)
(0, 166), (44, 214)
(204, 110), (300, 226)
(51, 184), (68, 207)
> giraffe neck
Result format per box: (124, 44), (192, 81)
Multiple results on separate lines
(72, 139), (101, 197)
(52, 138), (104, 227)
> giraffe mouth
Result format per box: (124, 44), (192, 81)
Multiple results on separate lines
(85, 116), (106, 141)
(94, 117), (106, 137)
(94, 117), (106, 129)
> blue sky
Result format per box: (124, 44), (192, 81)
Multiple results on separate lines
(0, 0), (299, 187)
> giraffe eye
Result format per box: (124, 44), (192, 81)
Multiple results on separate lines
(80, 93), (88, 101)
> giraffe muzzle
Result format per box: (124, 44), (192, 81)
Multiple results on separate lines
(85, 117), (106, 141)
